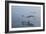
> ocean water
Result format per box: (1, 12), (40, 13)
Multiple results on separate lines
(11, 6), (41, 28)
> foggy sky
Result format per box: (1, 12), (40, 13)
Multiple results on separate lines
(11, 6), (41, 28)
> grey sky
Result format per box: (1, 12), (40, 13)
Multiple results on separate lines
(11, 6), (41, 28)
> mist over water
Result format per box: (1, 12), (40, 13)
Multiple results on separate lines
(11, 6), (41, 28)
